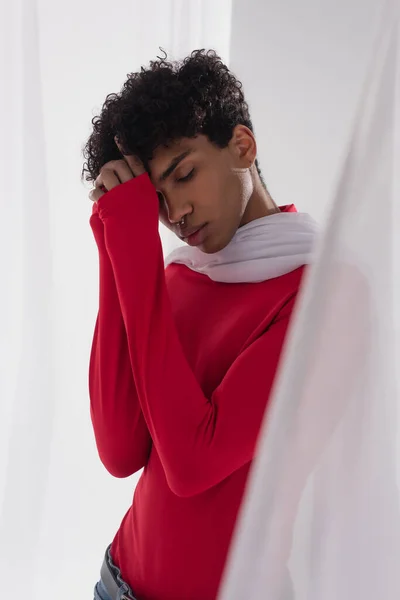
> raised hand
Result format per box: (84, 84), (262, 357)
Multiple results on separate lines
(89, 137), (146, 203)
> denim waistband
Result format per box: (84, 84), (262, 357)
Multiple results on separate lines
(100, 545), (137, 600)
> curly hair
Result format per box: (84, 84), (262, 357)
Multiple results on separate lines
(81, 49), (265, 186)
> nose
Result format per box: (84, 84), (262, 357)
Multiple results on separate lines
(158, 190), (193, 225)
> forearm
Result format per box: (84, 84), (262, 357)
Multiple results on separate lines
(89, 210), (152, 477)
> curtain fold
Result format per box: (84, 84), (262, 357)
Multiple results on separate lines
(0, 1), (232, 597)
(0, 0), (55, 587)
(220, 2), (400, 598)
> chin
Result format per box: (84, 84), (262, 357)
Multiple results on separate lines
(199, 232), (233, 254)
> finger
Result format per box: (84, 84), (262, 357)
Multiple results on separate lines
(96, 167), (121, 191)
(113, 159), (135, 183)
(89, 187), (104, 203)
(125, 155), (146, 177)
(93, 177), (108, 194)
(114, 136), (146, 177)
(96, 160), (135, 187)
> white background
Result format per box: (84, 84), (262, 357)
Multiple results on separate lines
(230, 0), (383, 222)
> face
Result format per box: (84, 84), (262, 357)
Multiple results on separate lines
(148, 126), (257, 254)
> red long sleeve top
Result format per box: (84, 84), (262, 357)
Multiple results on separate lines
(89, 174), (304, 600)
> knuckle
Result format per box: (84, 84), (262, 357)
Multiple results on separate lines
(105, 159), (123, 168)
(89, 188), (101, 202)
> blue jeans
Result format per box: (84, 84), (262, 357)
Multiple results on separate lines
(93, 545), (137, 600)
(94, 579), (113, 600)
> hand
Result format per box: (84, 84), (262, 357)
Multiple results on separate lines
(89, 137), (146, 202)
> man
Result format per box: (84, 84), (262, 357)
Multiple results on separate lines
(83, 49), (317, 600)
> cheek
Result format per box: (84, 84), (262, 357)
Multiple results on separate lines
(203, 170), (238, 215)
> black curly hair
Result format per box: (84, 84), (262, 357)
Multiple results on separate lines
(81, 49), (265, 187)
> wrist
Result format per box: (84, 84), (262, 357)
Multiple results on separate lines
(97, 174), (158, 225)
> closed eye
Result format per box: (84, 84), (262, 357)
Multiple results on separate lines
(177, 169), (195, 183)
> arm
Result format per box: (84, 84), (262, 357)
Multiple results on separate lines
(89, 204), (152, 478)
(97, 175), (297, 496)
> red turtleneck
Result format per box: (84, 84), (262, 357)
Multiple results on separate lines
(89, 174), (303, 600)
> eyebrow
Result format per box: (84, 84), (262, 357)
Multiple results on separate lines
(159, 149), (193, 182)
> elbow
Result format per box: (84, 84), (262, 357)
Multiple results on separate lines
(96, 444), (148, 479)
(168, 480), (204, 498)
(165, 451), (242, 497)
(90, 416), (151, 479)
(166, 464), (216, 498)
(99, 454), (144, 479)
(168, 481), (198, 498)
(105, 466), (136, 479)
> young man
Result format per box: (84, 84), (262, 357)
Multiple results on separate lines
(83, 49), (317, 600)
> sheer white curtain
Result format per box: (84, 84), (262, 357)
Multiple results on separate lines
(221, 1), (400, 598)
(0, 1), (231, 598)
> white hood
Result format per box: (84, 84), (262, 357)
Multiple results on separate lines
(164, 211), (319, 283)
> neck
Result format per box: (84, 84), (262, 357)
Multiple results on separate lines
(240, 171), (280, 227)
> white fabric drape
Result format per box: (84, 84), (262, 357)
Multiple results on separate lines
(0, 1), (231, 598)
(0, 0), (56, 588)
(220, 2), (400, 598)
(165, 212), (319, 282)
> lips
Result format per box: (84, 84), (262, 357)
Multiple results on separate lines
(179, 224), (204, 238)
(180, 224), (207, 247)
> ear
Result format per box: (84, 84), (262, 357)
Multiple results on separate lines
(229, 125), (257, 167)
